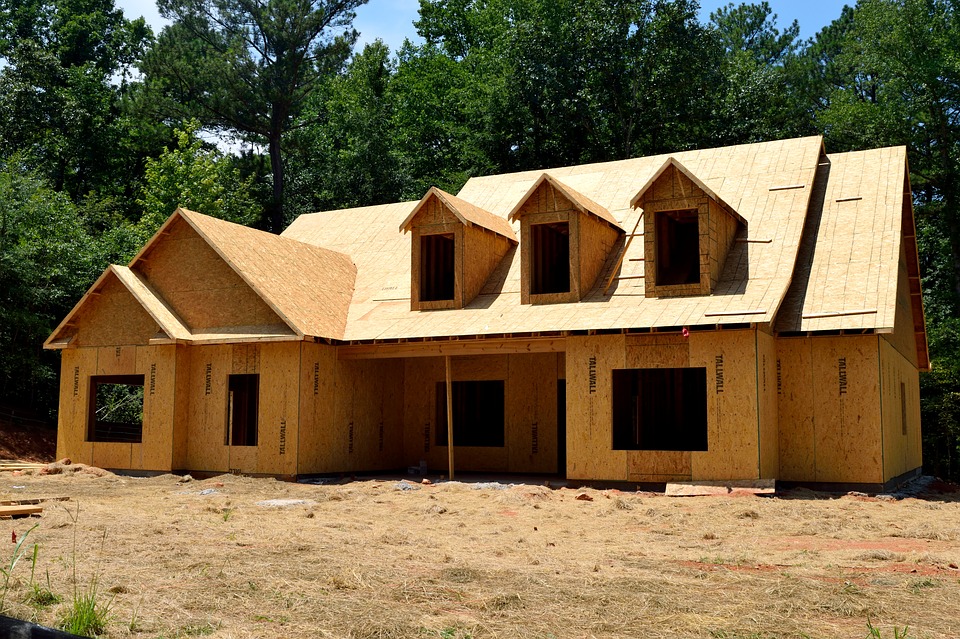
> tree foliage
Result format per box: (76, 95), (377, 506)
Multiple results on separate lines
(140, 0), (367, 232)
(0, 0), (154, 201)
(0, 161), (99, 415)
(137, 120), (259, 247)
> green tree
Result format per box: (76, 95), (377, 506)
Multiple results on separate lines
(0, 0), (153, 201)
(0, 161), (99, 415)
(140, 0), (368, 233)
(413, 0), (722, 170)
(286, 41), (405, 211)
(708, 2), (812, 143)
(136, 120), (260, 248)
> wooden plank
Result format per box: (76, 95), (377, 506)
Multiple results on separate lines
(665, 479), (775, 496)
(445, 356), (454, 479)
(0, 505), (42, 517)
(338, 337), (567, 360)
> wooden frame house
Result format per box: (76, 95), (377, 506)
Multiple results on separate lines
(45, 136), (928, 489)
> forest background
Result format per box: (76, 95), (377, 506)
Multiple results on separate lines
(2, 0), (958, 480)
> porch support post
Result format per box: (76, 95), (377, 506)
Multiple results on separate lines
(445, 355), (455, 480)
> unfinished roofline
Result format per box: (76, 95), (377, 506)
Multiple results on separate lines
(111, 266), (191, 340)
(44, 265), (195, 350)
(147, 209), (306, 339)
(400, 187), (518, 241)
(900, 156), (930, 371)
(44, 266), (116, 350)
(630, 157), (746, 226)
(333, 323), (762, 359)
(507, 173), (622, 229)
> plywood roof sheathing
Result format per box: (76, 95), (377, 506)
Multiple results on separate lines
(400, 187), (517, 241)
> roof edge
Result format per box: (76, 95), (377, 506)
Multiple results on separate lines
(507, 173), (621, 229)
(630, 157), (746, 225)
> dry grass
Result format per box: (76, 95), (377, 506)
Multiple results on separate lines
(0, 472), (957, 638)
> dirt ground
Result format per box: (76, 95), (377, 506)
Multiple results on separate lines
(0, 468), (957, 639)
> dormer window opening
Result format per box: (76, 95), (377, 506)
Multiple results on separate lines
(531, 222), (571, 294)
(420, 233), (455, 301)
(655, 209), (700, 286)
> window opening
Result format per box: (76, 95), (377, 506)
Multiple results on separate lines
(420, 233), (455, 301)
(227, 374), (259, 446)
(435, 380), (505, 447)
(87, 375), (144, 443)
(531, 222), (570, 294)
(655, 210), (700, 286)
(612, 368), (707, 451)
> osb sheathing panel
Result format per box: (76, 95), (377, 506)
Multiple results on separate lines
(777, 147), (906, 333)
(135, 345), (176, 471)
(505, 353), (560, 474)
(297, 342), (337, 474)
(402, 354), (559, 473)
(880, 339), (922, 481)
(185, 345), (232, 472)
(756, 331), (779, 479)
(811, 336), (882, 483)
(776, 338), (816, 480)
(183, 342), (303, 475)
(625, 335), (692, 482)
(410, 223), (461, 310)
(56, 345), (177, 471)
(175, 209), (357, 339)
(777, 336), (883, 483)
(68, 273), (161, 347)
(689, 330), (760, 481)
(255, 342), (300, 476)
(709, 200), (741, 289)
(463, 227), (512, 306)
(519, 210), (579, 305)
(578, 214), (621, 300)
(330, 358), (405, 473)
(56, 348), (95, 465)
(566, 334), (626, 481)
(135, 217), (284, 331)
(91, 345), (139, 472)
(172, 346), (191, 469)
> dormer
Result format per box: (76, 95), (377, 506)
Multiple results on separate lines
(508, 174), (623, 304)
(400, 187), (517, 311)
(631, 158), (746, 298)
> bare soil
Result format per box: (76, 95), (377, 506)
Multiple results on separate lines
(0, 468), (956, 639)
(0, 423), (56, 463)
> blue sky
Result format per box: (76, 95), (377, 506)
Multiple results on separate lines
(115, 0), (853, 54)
